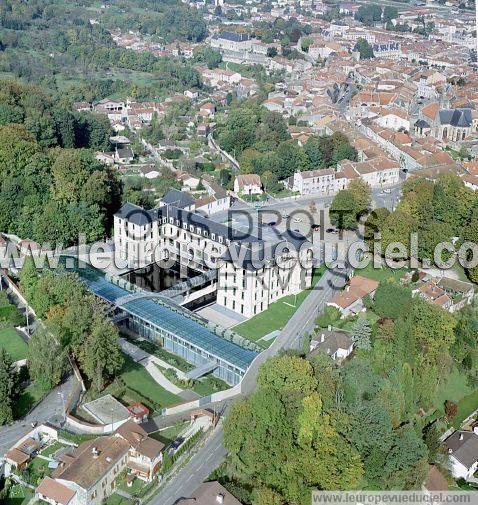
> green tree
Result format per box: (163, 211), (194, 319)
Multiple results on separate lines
(372, 281), (413, 319)
(27, 329), (68, 391)
(383, 6), (398, 22)
(351, 317), (372, 350)
(364, 207), (390, 246)
(0, 349), (15, 425)
(78, 315), (123, 391)
(355, 4), (382, 25)
(19, 256), (39, 302)
(354, 38), (374, 59)
(224, 356), (363, 503)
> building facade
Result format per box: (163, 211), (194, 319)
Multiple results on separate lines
(114, 203), (313, 321)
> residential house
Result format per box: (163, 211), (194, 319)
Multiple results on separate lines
(176, 481), (242, 505)
(5, 424), (58, 475)
(292, 169), (336, 195)
(73, 102), (92, 112)
(199, 102), (216, 118)
(327, 275), (379, 317)
(444, 430), (478, 480)
(96, 152), (115, 165)
(195, 195), (229, 215)
(114, 147), (134, 164)
(415, 280), (452, 311)
(210, 31), (252, 53)
(36, 477), (77, 505)
(160, 188), (196, 211)
(18, 239), (41, 257)
(413, 276), (474, 313)
(234, 174), (263, 195)
(139, 165), (161, 180)
(36, 422), (164, 505)
(94, 99), (126, 122)
(309, 328), (354, 362)
(176, 171), (201, 190)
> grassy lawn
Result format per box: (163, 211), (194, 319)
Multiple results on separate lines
(29, 455), (50, 475)
(192, 375), (228, 396)
(0, 326), (28, 362)
(453, 389), (478, 428)
(40, 441), (67, 458)
(434, 368), (472, 414)
(117, 354), (182, 408)
(57, 429), (97, 445)
(3, 484), (33, 505)
(149, 421), (188, 446)
(336, 311), (380, 332)
(121, 334), (193, 372)
(13, 382), (48, 419)
(104, 493), (134, 505)
(234, 266), (326, 341)
(354, 261), (407, 283)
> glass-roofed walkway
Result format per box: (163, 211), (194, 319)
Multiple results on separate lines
(72, 262), (258, 385)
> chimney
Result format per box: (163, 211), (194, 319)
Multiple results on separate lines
(216, 494), (225, 504)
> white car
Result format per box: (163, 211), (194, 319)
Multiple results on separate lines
(382, 188), (391, 194)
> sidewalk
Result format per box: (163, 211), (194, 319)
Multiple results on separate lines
(118, 337), (183, 395)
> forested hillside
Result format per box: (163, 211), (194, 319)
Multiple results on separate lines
(0, 81), (121, 245)
(0, 0), (204, 100)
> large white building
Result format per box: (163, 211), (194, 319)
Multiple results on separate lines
(114, 201), (313, 319)
(290, 157), (400, 196)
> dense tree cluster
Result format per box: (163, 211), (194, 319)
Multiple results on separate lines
(0, 348), (17, 424)
(223, 355), (363, 504)
(0, 81), (111, 149)
(216, 102), (357, 183)
(354, 3), (385, 25)
(0, 123), (121, 245)
(364, 174), (478, 277)
(0, 0), (203, 98)
(101, 0), (207, 42)
(251, 17), (312, 46)
(354, 38), (374, 59)
(330, 179), (371, 229)
(20, 259), (123, 392)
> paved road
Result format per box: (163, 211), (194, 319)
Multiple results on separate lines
(0, 376), (74, 455)
(149, 425), (226, 505)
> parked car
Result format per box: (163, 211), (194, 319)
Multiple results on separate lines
(311, 224), (321, 232)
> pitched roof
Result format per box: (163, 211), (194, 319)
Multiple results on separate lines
(162, 189), (195, 209)
(36, 477), (76, 505)
(177, 481), (242, 505)
(312, 329), (353, 357)
(445, 431), (478, 469)
(51, 436), (130, 491)
(235, 174), (262, 188)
